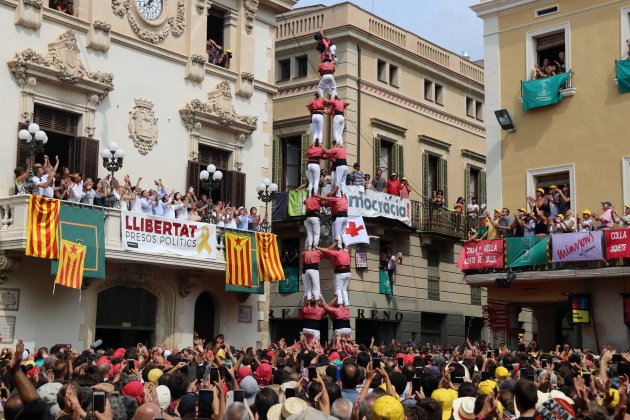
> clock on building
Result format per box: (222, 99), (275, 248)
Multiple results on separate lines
(135, 0), (164, 21)
(111, 0), (185, 44)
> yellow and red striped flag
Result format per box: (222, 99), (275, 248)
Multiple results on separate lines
(225, 232), (252, 286)
(55, 240), (86, 289)
(26, 195), (60, 259)
(255, 232), (285, 282)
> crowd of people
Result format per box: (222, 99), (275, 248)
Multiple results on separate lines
(48, 0), (74, 15)
(2, 332), (629, 420)
(206, 39), (232, 69)
(531, 52), (566, 80)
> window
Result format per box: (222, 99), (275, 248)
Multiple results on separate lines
(536, 5), (559, 18)
(197, 145), (230, 203)
(207, 9), (225, 50)
(466, 97), (474, 118)
(424, 79), (433, 101)
(434, 84), (444, 105)
(295, 56), (308, 78)
(422, 153), (447, 202)
(278, 59), (291, 81)
(470, 286), (482, 305)
(427, 250), (440, 301)
(475, 101), (483, 121)
(379, 141), (392, 178)
(526, 164), (575, 215)
(621, 8), (630, 59)
(282, 136), (302, 191)
(377, 59), (387, 83)
(526, 24), (569, 80)
(187, 145), (245, 206)
(389, 64), (399, 87)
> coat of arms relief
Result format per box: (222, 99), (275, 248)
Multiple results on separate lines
(128, 99), (159, 155)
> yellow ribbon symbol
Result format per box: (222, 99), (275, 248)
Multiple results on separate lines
(197, 226), (213, 254)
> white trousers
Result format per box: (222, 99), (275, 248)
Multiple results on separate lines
(304, 216), (321, 249)
(333, 272), (351, 306)
(332, 216), (348, 245)
(317, 74), (337, 98)
(335, 165), (348, 197)
(332, 114), (345, 145)
(302, 268), (321, 301)
(310, 114), (324, 144)
(306, 163), (320, 196)
(334, 328), (352, 338)
(302, 328), (321, 340)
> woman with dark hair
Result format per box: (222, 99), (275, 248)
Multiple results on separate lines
(13, 156), (30, 195)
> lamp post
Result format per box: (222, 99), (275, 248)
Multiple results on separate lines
(100, 143), (125, 207)
(199, 164), (223, 224)
(18, 123), (48, 194)
(256, 177), (278, 233)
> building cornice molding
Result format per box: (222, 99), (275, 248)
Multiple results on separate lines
(273, 115), (311, 129)
(461, 149), (486, 163)
(419, 135), (451, 151)
(470, 0), (550, 18)
(370, 118), (407, 137)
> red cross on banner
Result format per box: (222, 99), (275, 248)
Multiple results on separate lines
(342, 216), (370, 246)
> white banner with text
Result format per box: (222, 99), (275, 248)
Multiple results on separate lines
(345, 186), (411, 225)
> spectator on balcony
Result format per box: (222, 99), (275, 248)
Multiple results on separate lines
(80, 178), (96, 206)
(523, 212), (536, 237)
(592, 201), (614, 230)
(399, 177), (412, 199)
(546, 185), (560, 218)
(386, 173), (401, 196)
(216, 49), (232, 69)
(206, 39), (223, 64)
(534, 208), (549, 236)
(371, 169), (386, 192)
(486, 210), (501, 240)
(498, 208), (514, 238)
(188, 202), (202, 222)
(248, 207), (264, 231)
(54, 175), (71, 201)
(555, 184), (571, 217)
(33, 163), (55, 198)
(224, 207), (237, 229)
(68, 173), (85, 203)
(362, 173), (371, 189)
(321, 175), (333, 196)
(513, 208), (527, 237)
(467, 196), (480, 220)
(527, 188), (549, 216)
(453, 197), (465, 214)
(430, 191), (438, 206)
(13, 157), (30, 195)
(140, 190), (157, 215)
(54, 165), (70, 190)
(613, 205), (630, 228)
(387, 251), (403, 287)
(554, 51), (566, 73)
(578, 210), (594, 232)
(469, 218), (488, 241)
(435, 190), (445, 207)
(237, 206), (250, 230)
(94, 177), (109, 206)
(50, 0), (74, 15)
(346, 163), (364, 187)
(550, 214), (566, 234)
(562, 209), (576, 232)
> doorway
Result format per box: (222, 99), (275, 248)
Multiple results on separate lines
(95, 286), (157, 348)
(194, 292), (216, 343)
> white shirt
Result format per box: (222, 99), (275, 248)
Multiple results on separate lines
(174, 202), (187, 220)
(467, 203), (479, 218)
(81, 190), (96, 206)
(69, 181), (86, 203)
(162, 202), (175, 220)
(34, 174), (54, 198)
(140, 197), (155, 214)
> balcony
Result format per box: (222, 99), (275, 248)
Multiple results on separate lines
(0, 195), (226, 271)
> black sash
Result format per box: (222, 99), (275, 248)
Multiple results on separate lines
(333, 319), (351, 329)
(304, 263), (319, 270)
(303, 319), (321, 330)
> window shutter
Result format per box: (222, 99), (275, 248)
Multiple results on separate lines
(187, 160), (201, 194)
(397, 144), (404, 178)
(464, 166), (471, 202)
(34, 105), (78, 136)
(438, 157), (448, 203)
(231, 171), (246, 207)
(391, 144), (399, 175)
(373, 137), (381, 176)
(478, 170), (487, 206)
(272, 137), (283, 188)
(300, 133), (310, 187)
(71, 137), (99, 181)
(222, 170), (234, 205)
(15, 123), (29, 168)
(198, 145), (229, 170)
(422, 152), (430, 201)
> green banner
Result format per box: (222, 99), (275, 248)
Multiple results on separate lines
(506, 236), (548, 268)
(224, 229), (264, 294)
(288, 189), (307, 217)
(617, 60), (630, 93)
(278, 265), (299, 293)
(522, 72), (570, 110)
(379, 270), (392, 297)
(51, 204), (105, 279)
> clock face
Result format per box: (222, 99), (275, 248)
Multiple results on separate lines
(135, 0), (163, 21)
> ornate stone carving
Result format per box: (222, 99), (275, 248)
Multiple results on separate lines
(112, 0), (186, 44)
(0, 252), (20, 283)
(16, 0), (43, 30)
(48, 31), (87, 83)
(23, 0), (43, 8)
(93, 21), (112, 32)
(88, 21), (112, 52)
(243, 0), (259, 35)
(185, 55), (206, 83)
(128, 98), (159, 155)
(191, 54), (206, 65)
(234, 133), (247, 171)
(176, 271), (200, 297)
(241, 72), (255, 82)
(20, 77), (37, 122)
(195, 0), (206, 15)
(237, 72), (255, 98)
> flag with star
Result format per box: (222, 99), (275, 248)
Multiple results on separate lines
(225, 232), (253, 286)
(54, 240), (87, 290)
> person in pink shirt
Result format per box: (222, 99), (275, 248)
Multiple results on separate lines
(592, 201), (614, 230)
(304, 142), (327, 197)
(306, 93), (327, 145)
(327, 96), (350, 146)
(316, 242), (351, 306)
(301, 248), (322, 300)
(300, 297), (325, 341)
(320, 295), (351, 339)
(304, 195), (322, 249)
(399, 177), (412, 199)
(321, 187), (348, 247)
(317, 58), (337, 98)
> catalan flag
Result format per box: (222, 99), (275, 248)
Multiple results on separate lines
(255, 232), (285, 282)
(26, 195), (60, 259)
(54, 240), (86, 290)
(225, 232), (253, 286)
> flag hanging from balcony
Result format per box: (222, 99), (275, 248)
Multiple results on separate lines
(278, 265), (299, 293)
(522, 72), (571, 110)
(54, 240), (86, 290)
(255, 232), (285, 282)
(26, 195), (60, 259)
(506, 236), (548, 268)
(225, 232), (253, 286)
(379, 270), (393, 297)
(456, 239), (504, 270)
(288, 189), (307, 216)
(342, 216), (370, 246)
(617, 60), (630, 93)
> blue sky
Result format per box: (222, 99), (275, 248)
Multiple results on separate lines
(294, 0), (484, 60)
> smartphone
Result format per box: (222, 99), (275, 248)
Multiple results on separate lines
(219, 365), (228, 379)
(481, 371), (492, 381)
(285, 387), (296, 398)
(0, 388), (8, 399)
(196, 365), (206, 381)
(127, 359), (135, 370)
(583, 372), (592, 387)
(450, 370), (464, 384)
(198, 389), (214, 417)
(412, 377), (422, 394)
(397, 358), (404, 368)
(111, 391), (119, 398)
(487, 350), (493, 358)
(541, 360), (548, 368)
(415, 367), (423, 377)
(612, 354), (623, 363)
(93, 391), (106, 413)
(373, 358), (381, 368)
(308, 366), (317, 381)
(234, 389), (244, 403)
(494, 348), (499, 357)
(210, 367), (219, 383)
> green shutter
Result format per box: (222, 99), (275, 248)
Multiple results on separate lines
(272, 137), (282, 187)
(398, 144), (404, 178)
(373, 137), (381, 176)
(300, 133), (310, 186)
(422, 152), (430, 201)
(438, 157), (448, 203)
(391, 143), (400, 175)
(478, 170), (487, 206)
(464, 165), (471, 203)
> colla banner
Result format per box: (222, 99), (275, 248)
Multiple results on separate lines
(522, 72), (570, 110)
(121, 212), (217, 260)
(605, 229), (630, 259)
(456, 240), (504, 270)
(617, 60), (630, 94)
(345, 186), (411, 225)
(551, 231), (603, 262)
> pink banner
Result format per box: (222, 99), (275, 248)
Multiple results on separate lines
(551, 231), (603, 262)
(605, 229), (630, 259)
(457, 240), (504, 270)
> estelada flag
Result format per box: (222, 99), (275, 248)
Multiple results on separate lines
(26, 195), (60, 259)
(255, 232), (285, 282)
(225, 232), (253, 286)
(55, 240), (86, 289)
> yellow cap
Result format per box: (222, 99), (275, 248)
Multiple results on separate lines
(494, 209), (501, 213)
(582, 209), (592, 216)
(549, 184), (558, 189)
(556, 214), (564, 221)
(518, 208), (527, 213)
(625, 205), (630, 209)
(478, 379), (498, 395)
(536, 188), (545, 194)
(495, 366), (510, 380)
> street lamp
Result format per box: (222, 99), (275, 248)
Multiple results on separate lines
(100, 142), (125, 207)
(18, 123), (48, 194)
(256, 177), (278, 233)
(199, 164), (223, 224)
